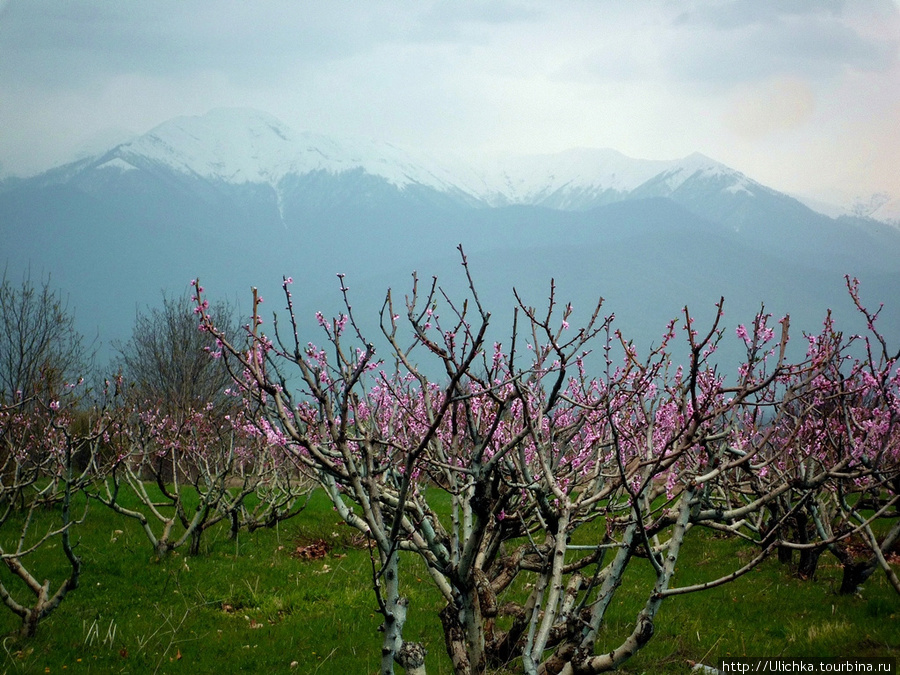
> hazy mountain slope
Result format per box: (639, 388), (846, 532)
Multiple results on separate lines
(2, 108), (897, 371)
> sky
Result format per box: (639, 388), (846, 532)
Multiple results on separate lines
(1, 0), (898, 205)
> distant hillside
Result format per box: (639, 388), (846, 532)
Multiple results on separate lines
(3, 108), (898, 373)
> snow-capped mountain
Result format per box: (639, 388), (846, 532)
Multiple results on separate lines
(7, 108), (894, 229)
(77, 108), (761, 213)
(793, 190), (900, 228)
(2, 107), (898, 373)
(848, 192), (900, 226)
(94, 108), (487, 201)
(9, 105), (899, 276)
(477, 148), (674, 208)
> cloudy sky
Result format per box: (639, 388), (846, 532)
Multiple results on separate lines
(1, 0), (898, 204)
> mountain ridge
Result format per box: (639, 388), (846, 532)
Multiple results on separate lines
(4, 107), (896, 228)
(2, 106), (898, 372)
(12, 108), (778, 214)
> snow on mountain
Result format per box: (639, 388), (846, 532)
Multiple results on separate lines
(631, 151), (758, 197)
(658, 152), (742, 191)
(871, 197), (900, 226)
(792, 190), (900, 228)
(849, 192), (900, 225)
(94, 108), (762, 211)
(12, 107), (897, 230)
(479, 148), (673, 207)
(112, 108), (485, 198)
(476, 149), (759, 210)
(95, 157), (138, 172)
(30, 106), (850, 229)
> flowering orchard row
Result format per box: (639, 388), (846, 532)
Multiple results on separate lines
(190, 253), (898, 675)
(0, 371), (310, 637)
(0, 257), (895, 672)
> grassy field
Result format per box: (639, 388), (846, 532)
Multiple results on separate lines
(0, 489), (897, 675)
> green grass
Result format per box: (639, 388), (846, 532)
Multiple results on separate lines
(0, 491), (897, 674)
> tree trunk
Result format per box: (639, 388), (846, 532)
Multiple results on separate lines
(20, 607), (41, 639)
(777, 545), (794, 564)
(797, 546), (825, 579)
(437, 569), (491, 675)
(189, 527), (203, 556)
(378, 549), (428, 675)
(840, 560), (877, 595)
(397, 642), (428, 675)
(155, 538), (172, 559)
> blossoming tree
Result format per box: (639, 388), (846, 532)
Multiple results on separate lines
(746, 278), (900, 594)
(92, 293), (312, 558)
(192, 253), (896, 675)
(0, 380), (116, 637)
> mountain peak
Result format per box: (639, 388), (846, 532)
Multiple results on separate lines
(151, 107), (294, 137)
(477, 147), (675, 207)
(632, 151), (752, 196)
(120, 108), (322, 185)
(44, 108), (801, 214)
(115, 107), (482, 194)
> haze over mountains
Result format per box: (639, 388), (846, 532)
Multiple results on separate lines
(2, 108), (898, 371)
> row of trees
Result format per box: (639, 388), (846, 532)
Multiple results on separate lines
(192, 251), (898, 675)
(1, 260), (898, 673)
(0, 271), (310, 636)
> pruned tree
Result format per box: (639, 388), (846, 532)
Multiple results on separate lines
(753, 278), (900, 593)
(91, 398), (311, 557)
(95, 291), (310, 557)
(192, 251), (894, 674)
(0, 377), (116, 637)
(0, 271), (102, 637)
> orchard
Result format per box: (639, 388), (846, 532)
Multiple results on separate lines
(0, 255), (897, 673)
